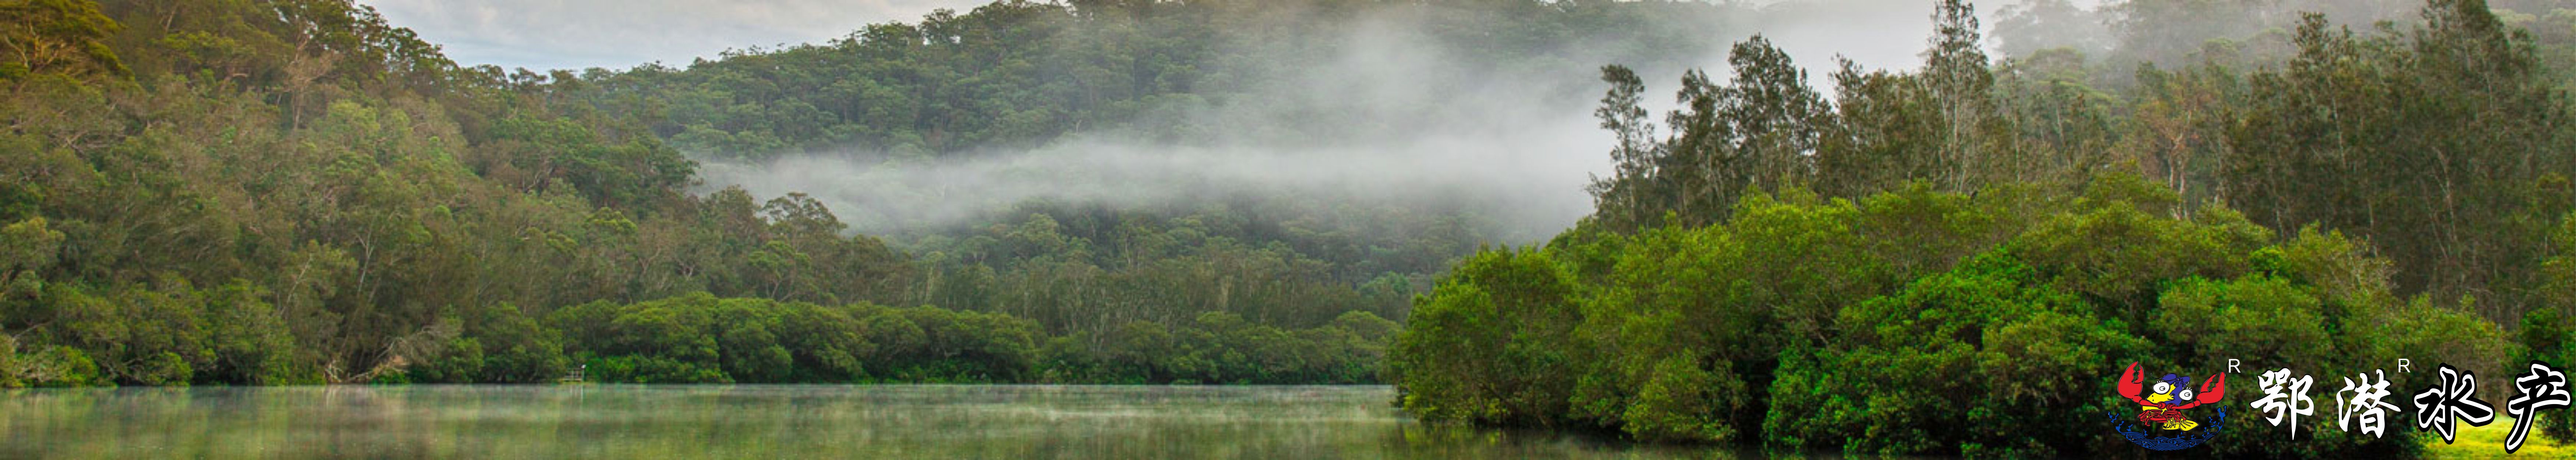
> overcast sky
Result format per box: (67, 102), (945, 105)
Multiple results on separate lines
(362, 0), (989, 71)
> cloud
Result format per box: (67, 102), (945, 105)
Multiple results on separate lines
(361, 0), (987, 70)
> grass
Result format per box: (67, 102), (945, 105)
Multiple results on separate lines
(2425, 417), (2576, 459)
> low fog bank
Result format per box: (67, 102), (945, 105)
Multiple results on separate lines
(688, 0), (2034, 243)
(694, 8), (1638, 242)
(698, 119), (1611, 243)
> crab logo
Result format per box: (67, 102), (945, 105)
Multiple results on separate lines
(2109, 362), (2228, 450)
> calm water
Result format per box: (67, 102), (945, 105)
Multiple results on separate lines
(0, 385), (1779, 459)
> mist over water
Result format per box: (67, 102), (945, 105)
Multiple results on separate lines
(1, 385), (1764, 459)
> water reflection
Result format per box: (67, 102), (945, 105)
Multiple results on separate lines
(1, 385), (1790, 459)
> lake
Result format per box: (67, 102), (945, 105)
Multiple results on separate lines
(0, 385), (1765, 459)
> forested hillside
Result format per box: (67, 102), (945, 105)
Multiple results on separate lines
(566, 0), (1731, 159)
(0, 0), (1749, 386)
(0, 0), (939, 385)
(1391, 0), (2576, 457)
(560, 0), (1761, 337)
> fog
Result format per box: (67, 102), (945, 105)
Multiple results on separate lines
(683, 0), (1989, 243)
(700, 13), (1612, 241)
(689, 0), (2418, 244)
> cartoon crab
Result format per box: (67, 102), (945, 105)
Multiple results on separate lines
(2119, 362), (2226, 431)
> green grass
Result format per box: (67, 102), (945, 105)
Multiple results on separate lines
(2425, 417), (2576, 459)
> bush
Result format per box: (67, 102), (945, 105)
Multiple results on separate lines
(1763, 252), (2144, 457)
(1389, 247), (1581, 426)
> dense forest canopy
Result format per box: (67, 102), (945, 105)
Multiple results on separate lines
(1392, 0), (2576, 457)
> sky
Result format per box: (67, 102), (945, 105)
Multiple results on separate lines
(362, 0), (990, 71)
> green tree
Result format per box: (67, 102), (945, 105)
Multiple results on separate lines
(1388, 247), (1580, 426)
(2227, 1), (2569, 323)
(0, 0), (127, 77)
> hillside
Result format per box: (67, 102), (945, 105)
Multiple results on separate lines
(0, 0), (1741, 386)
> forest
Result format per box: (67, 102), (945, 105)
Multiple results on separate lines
(13, 0), (2576, 456)
(1393, 0), (2576, 457)
(2, 0), (1641, 386)
(0, 0), (1768, 387)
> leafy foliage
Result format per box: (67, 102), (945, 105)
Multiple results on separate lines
(1397, 176), (2507, 456)
(1402, 0), (2576, 454)
(538, 292), (1391, 385)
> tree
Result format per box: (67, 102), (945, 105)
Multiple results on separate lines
(1388, 247), (1581, 426)
(1592, 36), (1830, 229)
(2226, 1), (2570, 322)
(1587, 64), (1660, 232)
(1923, 0), (2013, 190)
(0, 0), (127, 77)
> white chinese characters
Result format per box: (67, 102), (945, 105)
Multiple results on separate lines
(2251, 367), (2317, 439)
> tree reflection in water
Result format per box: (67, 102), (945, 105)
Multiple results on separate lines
(0, 385), (1852, 459)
